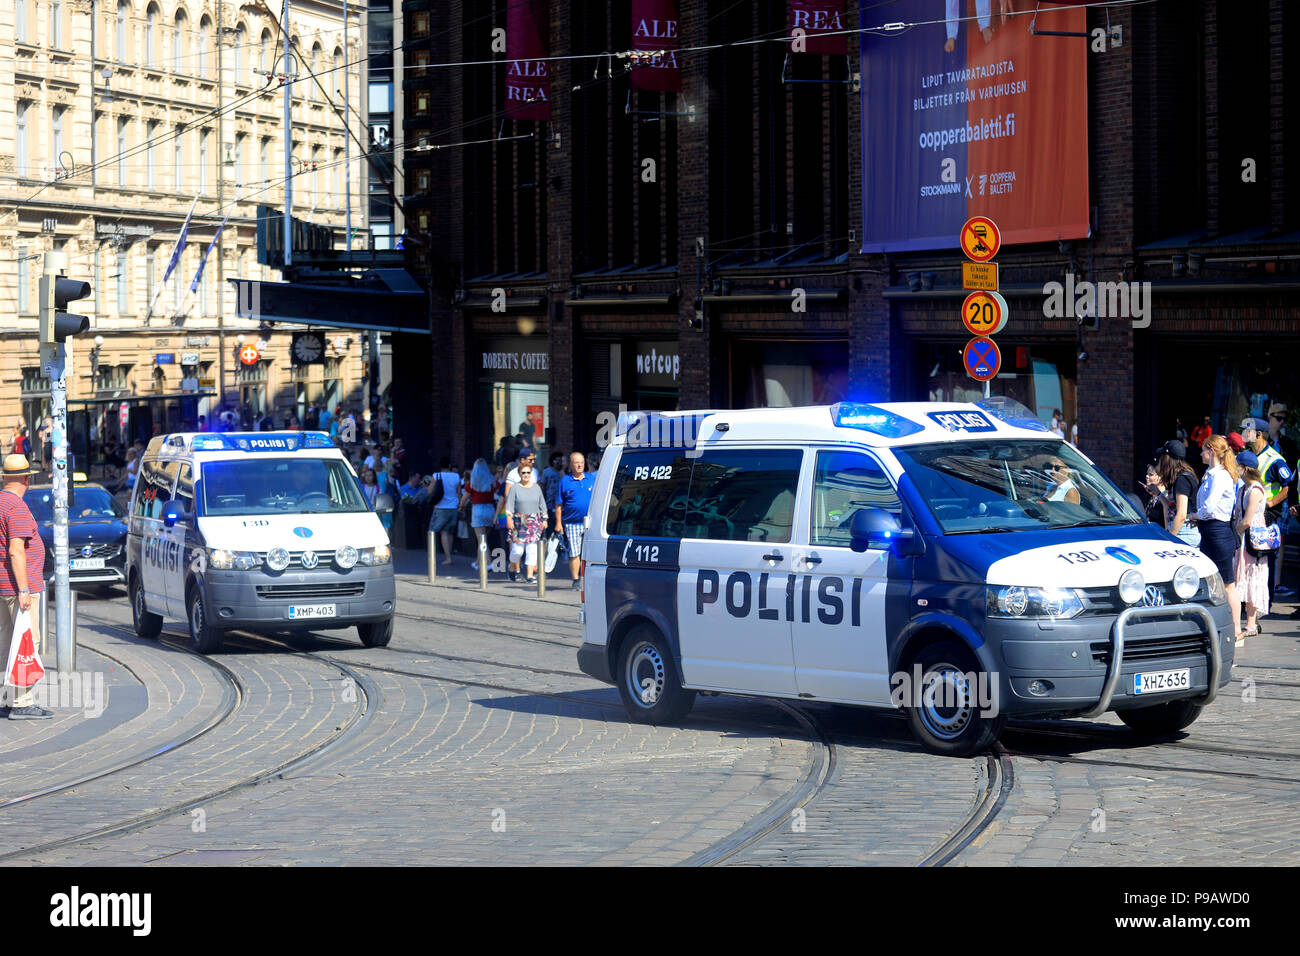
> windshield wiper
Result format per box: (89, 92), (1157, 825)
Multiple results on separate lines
(1052, 518), (1139, 529)
(947, 525), (1023, 535)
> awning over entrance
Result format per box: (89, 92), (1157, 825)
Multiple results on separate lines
(228, 272), (430, 334)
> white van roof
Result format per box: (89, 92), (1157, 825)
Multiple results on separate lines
(145, 431), (344, 460)
(612, 400), (1057, 449)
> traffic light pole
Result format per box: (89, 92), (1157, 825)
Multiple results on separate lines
(39, 252), (74, 673)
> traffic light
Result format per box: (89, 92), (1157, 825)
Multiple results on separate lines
(39, 275), (91, 344)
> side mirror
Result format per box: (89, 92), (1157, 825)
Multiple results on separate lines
(161, 500), (191, 528)
(849, 506), (919, 555)
(374, 492), (395, 515)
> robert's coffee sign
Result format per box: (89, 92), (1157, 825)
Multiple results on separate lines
(481, 337), (549, 383)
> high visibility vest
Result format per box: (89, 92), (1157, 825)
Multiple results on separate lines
(1258, 444), (1287, 506)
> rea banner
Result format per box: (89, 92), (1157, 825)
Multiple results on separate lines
(505, 0), (550, 120)
(631, 0), (681, 91)
(860, 0), (1090, 252)
(789, 0), (847, 54)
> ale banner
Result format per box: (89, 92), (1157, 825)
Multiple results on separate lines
(631, 0), (681, 92)
(506, 0), (550, 120)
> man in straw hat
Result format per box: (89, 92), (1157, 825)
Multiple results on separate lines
(0, 454), (51, 718)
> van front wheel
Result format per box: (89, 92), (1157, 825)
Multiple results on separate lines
(358, 617), (394, 648)
(1118, 700), (1203, 736)
(617, 627), (695, 725)
(904, 641), (1005, 757)
(186, 588), (224, 655)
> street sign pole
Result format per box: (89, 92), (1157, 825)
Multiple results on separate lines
(40, 253), (74, 672)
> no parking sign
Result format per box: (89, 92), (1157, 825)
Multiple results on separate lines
(963, 337), (1001, 382)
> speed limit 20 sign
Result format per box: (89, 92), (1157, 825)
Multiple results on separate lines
(961, 290), (1009, 336)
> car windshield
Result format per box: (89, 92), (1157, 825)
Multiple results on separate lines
(25, 488), (122, 523)
(891, 439), (1144, 534)
(200, 458), (369, 516)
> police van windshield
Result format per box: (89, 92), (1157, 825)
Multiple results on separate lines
(891, 440), (1143, 534)
(200, 458), (369, 516)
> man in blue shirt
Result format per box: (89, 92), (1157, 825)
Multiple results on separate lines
(555, 452), (595, 590)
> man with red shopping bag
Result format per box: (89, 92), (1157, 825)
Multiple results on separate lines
(0, 454), (51, 719)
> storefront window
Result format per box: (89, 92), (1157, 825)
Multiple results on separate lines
(477, 336), (550, 462)
(731, 340), (849, 408)
(920, 342), (1077, 437)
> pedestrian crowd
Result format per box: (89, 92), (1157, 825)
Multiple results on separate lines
(1145, 403), (1297, 646)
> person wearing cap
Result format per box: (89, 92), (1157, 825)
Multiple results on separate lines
(1265, 402), (1298, 599)
(1233, 449), (1269, 640)
(1226, 432), (1246, 455)
(1242, 416), (1293, 603)
(505, 448), (536, 489)
(0, 455), (50, 719)
(1154, 440), (1200, 546)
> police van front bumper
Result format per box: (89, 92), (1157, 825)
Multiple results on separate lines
(577, 642), (613, 684)
(201, 565), (396, 629)
(989, 601), (1235, 717)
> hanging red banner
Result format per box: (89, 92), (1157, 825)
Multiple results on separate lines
(505, 0), (550, 120)
(788, 0), (848, 55)
(630, 0), (681, 92)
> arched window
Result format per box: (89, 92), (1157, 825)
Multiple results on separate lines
(172, 11), (187, 73)
(197, 15), (211, 77)
(333, 46), (343, 86)
(145, 3), (158, 67)
(260, 29), (272, 80)
(232, 25), (245, 84)
(310, 43), (323, 100)
(116, 2), (129, 62)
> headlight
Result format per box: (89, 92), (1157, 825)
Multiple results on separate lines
(1172, 564), (1200, 600)
(987, 585), (1084, 619)
(335, 545), (358, 569)
(359, 544), (391, 566)
(209, 548), (234, 570)
(265, 547), (291, 572)
(1204, 572), (1227, 605)
(1118, 569), (1146, 605)
(233, 552), (261, 571)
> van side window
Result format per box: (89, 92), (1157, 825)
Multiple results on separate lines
(133, 459), (176, 520)
(810, 451), (901, 547)
(684, 449), (802, 543)
(606, 449), (693, 537)
(174, 463), (194, 515)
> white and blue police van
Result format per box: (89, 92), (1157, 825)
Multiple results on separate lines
(577, 399), (1233, 756)
(126, 432), (396, 654)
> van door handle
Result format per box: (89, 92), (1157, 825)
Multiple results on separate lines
(762, 552), (784, 563)
(804, 553), (822, 567)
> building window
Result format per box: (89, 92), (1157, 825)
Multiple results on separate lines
(17, 248), (29, 314)
(145, 3), (158, 66)
(173, 12), (187, 72)
(116, 2), (128, 61)
(17, 0), (27, 42)
(96, 363), (131, 391)
(51, 106), (65, 170)
(174, 125), (184, 187)
(197, 16), (211, 76)
(233, 25), (245, 84)
(16, 102), (29, 178)
(93, 248), (102, 316)
(145, 247), (156, 307)
(117, 117), (129, 185)
(22, 367), (51, 393)
(323, 357), (343, 412)
(199, 129), (209, 191)
(117, 251), (129, 312)
(146, 120), (158, 190)
(259, 137), (270, 184)
(311, 43), (323, 101)
(50, 0), (63, 48)
(260, 29), (272, 80)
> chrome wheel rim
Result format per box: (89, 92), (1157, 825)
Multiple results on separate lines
(920, 662), (975, 740)
(625, 641), (665, 708)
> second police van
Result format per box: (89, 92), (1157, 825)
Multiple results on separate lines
(577, 399), (1234, 755)
(127, 432), (397, 654)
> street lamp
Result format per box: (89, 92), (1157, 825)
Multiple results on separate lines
(89, 334), (106, 384)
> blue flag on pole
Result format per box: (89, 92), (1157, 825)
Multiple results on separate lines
(190, 217), (227, 293)
(164, 196), (198, 283)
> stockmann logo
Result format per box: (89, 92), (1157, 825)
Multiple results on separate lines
(1042, 272), (1152, 329)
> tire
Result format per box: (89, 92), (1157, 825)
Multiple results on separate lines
(616, 626), (695, 725)
(358, 616), (394, 648)
(185, 587), (224, 655)
(904, 640), (1006, 757)
(1118, 699), (1203, 736)
(130, 574), (163, 640)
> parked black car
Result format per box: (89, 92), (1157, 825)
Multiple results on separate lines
(24, 482), (128, 591)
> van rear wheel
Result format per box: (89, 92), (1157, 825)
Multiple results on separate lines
(186, 588), (224, 655)
(617, 626), (695, 725)
(904, 640), (1005, 757)
(131, 575), (163, 639)
(1118, 700), (1203, 736)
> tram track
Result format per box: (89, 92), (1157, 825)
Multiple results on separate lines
(0, 613), (378, 864)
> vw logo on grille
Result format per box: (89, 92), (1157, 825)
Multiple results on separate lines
(300, 550), (319, 569)
(81, 545), (93, 557)
(1141, 585), (1165, 608)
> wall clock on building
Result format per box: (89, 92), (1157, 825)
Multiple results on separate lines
(292, 331), (325, 364)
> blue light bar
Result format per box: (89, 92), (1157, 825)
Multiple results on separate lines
(191, 436), (226, 450)
(974, 397), (1050, 432)
(302, 432), (334, 448)
(830, 403), (925, 438)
